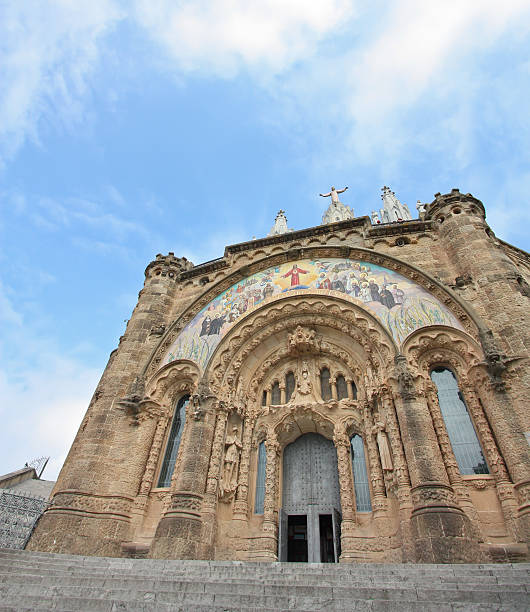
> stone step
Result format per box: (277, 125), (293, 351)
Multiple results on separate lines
(2, 553), (528, 578)
(0, 590), (528, 612)
(1, 570), (528, 592)
(1, 579), (529, 606)
(2, 549), (527, 573)
(0, 549), (528, 611)
(1, 565), (528, 591)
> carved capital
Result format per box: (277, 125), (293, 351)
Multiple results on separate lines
(394, 355), (417, 400)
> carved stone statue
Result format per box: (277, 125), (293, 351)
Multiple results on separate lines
(373, 421), (393, 471)
(298, 362), (312, 395)
(289, 360), (320, 405)
(319, 186), (348, 204)
(220, 426), (242, 497)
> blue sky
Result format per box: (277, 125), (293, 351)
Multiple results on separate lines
(1, 1), (529, 480)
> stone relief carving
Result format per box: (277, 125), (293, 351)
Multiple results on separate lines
(288, 325), (321, 355)
(394, 355), (417, 400)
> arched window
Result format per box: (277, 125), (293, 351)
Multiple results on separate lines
(336, 374), (348, 400)
(271, 381), (281, 405)
(351, 381), (358, 400)
(158, 394), (189, 487)
(262, 390), (267, 406)
(320, 367), (331, 400)
(350, 435), (372, 511)
(431, 368), (489, 475)
(285, 372), (295, 403)
(254, 441), (267, 514)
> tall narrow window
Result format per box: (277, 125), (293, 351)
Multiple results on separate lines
(336, 374), (348, 400)
(351, 381), (358, 400)
(255, 441), (267, 514)
(285, 372), (295, 403)
(320, 367), (332, 400)
(157, 395), (189, 487)
(262, 390), (267, 406)
(350, 435), (372, 511)
(271, 381), (281, 405)
(431, 368), (489, 475)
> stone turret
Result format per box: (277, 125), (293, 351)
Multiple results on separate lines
(426, 189), (530, 543)
(27, 251), (195, 557)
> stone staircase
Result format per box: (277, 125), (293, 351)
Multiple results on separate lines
(0, 548), (528, 611)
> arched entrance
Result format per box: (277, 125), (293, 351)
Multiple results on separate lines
(279, 433), (341, 563)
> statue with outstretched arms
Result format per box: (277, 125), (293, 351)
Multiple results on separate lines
(319, 186), (348, 204)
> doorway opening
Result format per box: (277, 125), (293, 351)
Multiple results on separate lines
(287, 515), (308, 562)
(319, 514), (335, 563)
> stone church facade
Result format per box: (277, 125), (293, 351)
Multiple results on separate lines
(28, 189), (530, 564)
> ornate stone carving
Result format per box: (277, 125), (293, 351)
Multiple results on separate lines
(202, 409), (228, 513)
(411, 482), (458, 508)
(116, 376), (146, 424)
(288, 325), (321, 355)
(333, 424), (356, 522)
(50, 492), (133, 518)
(395, 355), (417, 400)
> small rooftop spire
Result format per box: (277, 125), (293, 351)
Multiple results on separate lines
(268, 210), (293, 236)
(372, 186), (412, 224)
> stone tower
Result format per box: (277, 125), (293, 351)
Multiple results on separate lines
(28, 189), (530, 564)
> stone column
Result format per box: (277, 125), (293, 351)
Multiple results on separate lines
(330, 376), (338, 400)
(129, 407), (170, 535)
(149, 389), (218, 559)
(346, 378), (354, 399)
(380, 386), (413, 560)
(279, 383), (286, 405)
(255, 431), (280, 561)
(363, 401), (387, 515)
(424, 380), (484, 542)
(333, 425), (356, 561)
(199, 404), (228, 558)
(230, 415), (256, 559)
(392, 355), (482, 563)
(460, 377), (521, 542)
(233, 416), (257, 521)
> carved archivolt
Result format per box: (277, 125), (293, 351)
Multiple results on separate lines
(144, 359), (200, 414)
(402, 326), (484, 381)
(205, 295), (396, 407)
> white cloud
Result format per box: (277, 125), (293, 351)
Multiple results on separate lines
(0, 278), (100, 480)
(0, 0), (123, 165)
(133, 0), (354, 77)
(336, 1), (530, 157)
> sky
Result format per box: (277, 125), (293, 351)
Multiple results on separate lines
(1, 1), (530, 481)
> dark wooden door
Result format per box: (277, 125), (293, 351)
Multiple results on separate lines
(281, 433), (341, 562)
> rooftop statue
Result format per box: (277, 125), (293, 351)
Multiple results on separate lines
(319, 186), (348, 204)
